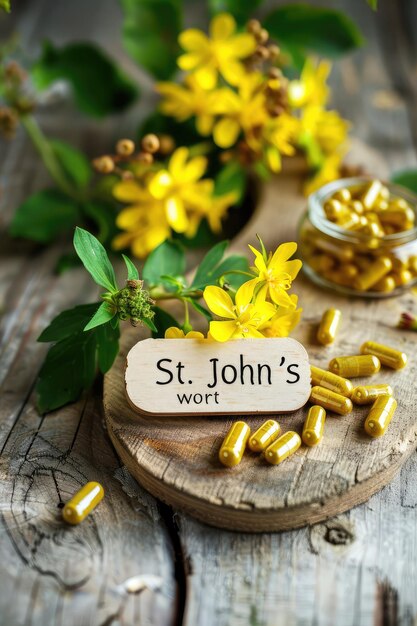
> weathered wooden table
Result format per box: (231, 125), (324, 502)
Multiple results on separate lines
(1, 1), (417, 624)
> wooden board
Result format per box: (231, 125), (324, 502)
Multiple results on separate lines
(125, 338), (311, 416)
(104, 141), (417, 532)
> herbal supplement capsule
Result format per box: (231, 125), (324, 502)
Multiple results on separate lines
(408, 255), (417, 274)
(364, 396), (397, 438)
(360, 341), (407, 370)
(317, 254), (335, 272)
(248, 420), (280, 452)
(311, 365), (353, 397)
(360, 220), (385, 238)
(337, 212), (362, 230)
(353, 256), (392, 291)
(323, 198), (347, 221)
(348, 200), (365, 215)
(392, 269), (413, 286)
(329, 355), (381, 377)
(310, 386), (353, 415)
(351, 384), (393, 405)
(332, 188), (351, 203)
(379, 206), (415, 229)
(265, 431), (301, 465)
(317, 308), (342, 345)
(372, 276), (396, 292)
(360, 180), (382, 210)
(302, 406), (326, 446)
(377, 185), (390, 202)
(314, 238), (354, 262)
(340, 264), (359, 281)
(219, 421), (250, 467)
(63, 482), (104, 525)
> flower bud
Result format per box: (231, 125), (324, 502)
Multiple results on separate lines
(93, 155), (115, 174)
(141, 133), (160, 154)
(116, 139), (135, 156)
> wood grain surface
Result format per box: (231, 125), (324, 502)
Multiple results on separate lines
(2, 0), (417, 624)
(104, 144), (417, 531)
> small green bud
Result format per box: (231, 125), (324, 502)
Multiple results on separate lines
(114, 280), (155, 327)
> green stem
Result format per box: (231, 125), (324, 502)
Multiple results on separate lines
(21, 114), (80, 199)
(150, 287), (203, 301)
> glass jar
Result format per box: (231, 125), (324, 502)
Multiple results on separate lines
(298, 177), (417, 297)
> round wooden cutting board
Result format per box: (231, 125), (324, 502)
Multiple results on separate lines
(104, 141), (417, 532)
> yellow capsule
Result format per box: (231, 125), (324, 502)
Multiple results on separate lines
(379, 207), (415, 230)
(317, 254), (335, 272)
(62, 481), (104, 525)
(360, 220), (385, 238)
(340, 264), (359, 280)
(347, 200), (365, 215)
(317, 308), (342, 345)
(324, 270), (352, 287)
(351, 384), (393, 405)
(364, 396), (397, 437)
(248, 419), (280, 452)
(360, 180), (382, 210)
(310, 386), (353, 415)
(377, 186), (390, 202)
(408, 255), (417, 274)
(310, 365), (353, 397)
(332, 188), (351, 203)
(372, 276), (396, 292)
(329, 355), (381, 377)
(353, 256), (392, 291)
(360, 340), (407, 370)
(265, 431), (301, 465)
(323, 198), (347, 221)
(391, 269), (413, 286)
(314, 238), (354, 262)
(376, 200), (389, 212)
(388, 197), (410, 211)
(337, 211), (362, 230)
(219, 421), (250, 467)
(302, 405), (326, 446)
(391, 257), (409, 271)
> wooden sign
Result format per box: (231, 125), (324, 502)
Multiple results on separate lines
(125, 338), (311, 416)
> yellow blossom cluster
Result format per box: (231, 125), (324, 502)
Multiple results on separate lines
(157, 13), (349, 180)
(112, 146), (237, 258)
(165, 239), (302, 342)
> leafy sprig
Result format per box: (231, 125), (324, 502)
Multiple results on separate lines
(36, 228), (249, 413)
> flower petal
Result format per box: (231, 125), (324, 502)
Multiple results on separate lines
(213, 117), (241, 148)
(230, 33), (257, 57)
(235, 280), (256, 309)
(186, 330), (205, 339)
(177, 52), (201, 71)
(248, 245), (267, 275)
(166, 195), (188, 233)
(149, 171), (172, 199)
(194, 65), (218, 90)
(165, 327), (185, 338)
(270, 242), (298, 267)
(219, 59), (245, 86)
(182, 155), (207, 183)
(209, 320), (237, 342)
(113, 180), (145, 202)
(282, 259), (303, 281)
(169, 147), (189, 179)
(203, 286), (235, 318)
(269, 285), (295, 308)
(210, 13), (236, 40)
(179, 29), (209, 52)
(196, 114), (214, 136)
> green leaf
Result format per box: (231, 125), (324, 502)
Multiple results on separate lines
(391, 170), (417, 195)
(143, 240), (185, 289)
(96, 322), (120, 373)
(84, 301), (116, 331)
(188, 298), (212, 321)
(122, 254), (139, 280)
(215, 162), (247, 204)
(264, 4), (363, 59)
(191, 241), (229, 288)
(36, 330), (98, 413)
(50, 139), (92, 190)
(209, 0), (264, 25)
(38, 303), (100, 342)
(211, 254), (250, 289)
(151, 306), (179, 338)
(9, 189), (79, 243)
(143, 317), (158, 332)
(0, 0), (11, 12)
(367, 0), (377, 9)
(32, 41), (138, 117)
(74, 227), (118, 293)
(121, 0), (182, 80)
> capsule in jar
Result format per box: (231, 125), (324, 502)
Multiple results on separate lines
(310, 386), (353, 415)
(364, 396), (397, 437)
(317, 308), (342, 345)
(372, 276), (396, 292)
(360, 341), (407, 370)
(360, 180), (382, 210)
(332, 188), (351, 203)
(63, 481), (104, 525)
(351, 384), (393, 405)
(353, 256), (392, 291)
(392, 269), (413, 286)
(302, 406), (326, 446)
(265, 431), (301, 465)
(310, 365), (353, 397)
(248, 420), (280, 452)
(219, 421), (250, 467)
(329, 355), (381, 377)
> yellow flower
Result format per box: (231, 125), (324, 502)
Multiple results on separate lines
(305, 107), (350, 155)
(204, 282), (276, 342)
(212, 74), (267, 148)
(303, 153), (344, 196)
(288, 60), (331, 108)
(165, 327), (205, 339)
(148, 146), (213, 234)
(262, 113), (299, 173)
(156, 76), (221, 135)
(112, 180), (170, 258)
(207, 190), (238, 233)
(178, 13), (256, 89)
(246, 241), (302, 307)
(259, 295), (302, 338)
